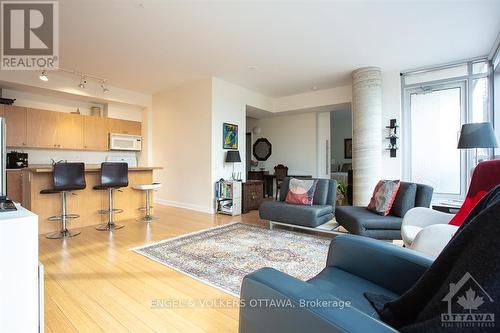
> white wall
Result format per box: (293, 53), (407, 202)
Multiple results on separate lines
(246, 113), (318, 177)
(330, 109), (352, 168)
(152, 78), (213, 213)
(211, 78), (272, 184)
(381, 70), (403, 179)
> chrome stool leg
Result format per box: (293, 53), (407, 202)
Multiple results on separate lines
(96, 188), (124, 231)
(137, 189), (159, 222)
(46, 192), (81, 239)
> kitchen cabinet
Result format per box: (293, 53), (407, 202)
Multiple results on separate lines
(109, 118), (141, 135)
(6, 105), (141, 151)
(58, 112), (84, 149)
(84, 115), (109, 150)
(27, 108), (59, 148)
(6, 170), (23, 204)
(4, 105), (27, 147)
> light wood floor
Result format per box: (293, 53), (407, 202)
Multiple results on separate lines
(39, 204), (277, 333)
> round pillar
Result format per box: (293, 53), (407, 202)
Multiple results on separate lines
(352, 67), (382, 206)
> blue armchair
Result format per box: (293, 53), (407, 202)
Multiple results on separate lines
(239, 234), (433, 333)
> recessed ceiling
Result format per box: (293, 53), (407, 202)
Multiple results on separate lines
(58, 0), (500, 96)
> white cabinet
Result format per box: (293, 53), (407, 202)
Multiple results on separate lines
(0, 206), (41, 332)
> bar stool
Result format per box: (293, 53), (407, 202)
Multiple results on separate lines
(94, 162), (128, 231)
(133, 183), (162, 222)
(40, 163), (86, 239)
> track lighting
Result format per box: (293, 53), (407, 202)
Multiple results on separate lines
(39, 70), (48, 81)
(101, 81), (110, 93)
(78, 76), (87, 89)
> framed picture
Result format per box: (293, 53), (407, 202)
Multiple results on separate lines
(223, 123), (238, 149)
(344, 138), (352, 159)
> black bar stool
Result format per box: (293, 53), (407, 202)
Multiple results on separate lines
(40, 162), (86, 239)
(94, 162), (128, 231)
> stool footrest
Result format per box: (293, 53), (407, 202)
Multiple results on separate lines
(48, 214), (79, 221)
(138, 206), (154, 211)
(98, 208), (124, 215)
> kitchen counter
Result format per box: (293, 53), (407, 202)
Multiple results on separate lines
(15, 165), (162, 173)
(20, 166), (162, 234)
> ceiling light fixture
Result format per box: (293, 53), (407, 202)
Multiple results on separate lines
(39, 70), (48, 81)
(101, 81), (110, 93)
(78, 76), (87, 89)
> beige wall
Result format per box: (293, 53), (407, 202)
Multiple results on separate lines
(248, 113), (318, 177)
(152, 79), (213, 213)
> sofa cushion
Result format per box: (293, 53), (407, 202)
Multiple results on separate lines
(259, 201), (333, 228)
(336, 206), (403, 231)
(415, 183), (434, 207)
(308, 267), (399, 317)
(285, 178), (318, 206)
(391, 182), (417, 217)
(312, 179), (330, 205)
(367, 180), (401, 216)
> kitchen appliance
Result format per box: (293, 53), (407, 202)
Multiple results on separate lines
(0, 118), (16, 211)
(109, 133), (142, 151)
(7, 151), (28, 169)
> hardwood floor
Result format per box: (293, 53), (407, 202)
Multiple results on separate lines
(39, 205), (271, 333)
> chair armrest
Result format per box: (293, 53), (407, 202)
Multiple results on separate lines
(410, 224), (458, 258)
(401, 208), (454, 246)
(240, 267), (397, 333)
(402, 207), (454, 228)
(326, 234), (433, 295)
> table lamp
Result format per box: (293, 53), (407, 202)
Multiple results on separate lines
(226, 150), (241, 180)
(457, 122), (498, 166)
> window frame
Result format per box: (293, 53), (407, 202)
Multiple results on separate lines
(401, 59), (493, 200)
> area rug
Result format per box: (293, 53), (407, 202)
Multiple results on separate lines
(131, 223), (331, 297)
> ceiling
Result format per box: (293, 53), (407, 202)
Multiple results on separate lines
(58, 0), (500, 97)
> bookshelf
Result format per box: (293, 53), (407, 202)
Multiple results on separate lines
(215, 180), (241, 216)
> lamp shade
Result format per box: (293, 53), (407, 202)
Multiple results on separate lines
(457, 122), (498, 149)
(225, 150), (241, 163)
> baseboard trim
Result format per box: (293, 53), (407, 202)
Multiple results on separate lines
(155, 198), (214, 214)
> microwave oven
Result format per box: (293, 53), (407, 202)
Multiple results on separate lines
(109, 133), (142, 151)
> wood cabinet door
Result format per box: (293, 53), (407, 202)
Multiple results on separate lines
(27, 108), (59, 148)
(83, 116), (109, 151)
(58, 112), (84, 149)
(109, 118), (142, 135)
(6, 171), (23, 204)
(4, 105), (27, 147)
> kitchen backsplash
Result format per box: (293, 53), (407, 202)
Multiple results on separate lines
(8, 148), (138, 166)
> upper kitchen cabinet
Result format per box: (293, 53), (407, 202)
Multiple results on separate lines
(26, 108), (59, 148)
(4, 105), (28, 147)
(83, 115), (109, 151)
(109, 118), (141, 136)
(58, 112), (84, 149)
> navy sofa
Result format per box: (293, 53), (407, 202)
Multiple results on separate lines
(335, 182), (433, 240)
(239, 234), (433, 333)
(259, 177), (337, 229)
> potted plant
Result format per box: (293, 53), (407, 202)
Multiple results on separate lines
(336, 182), (348, 206)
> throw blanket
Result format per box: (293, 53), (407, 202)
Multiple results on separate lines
(366, 185), (500, 332)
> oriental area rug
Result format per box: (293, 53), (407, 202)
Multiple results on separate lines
(131, 223), (331, 297)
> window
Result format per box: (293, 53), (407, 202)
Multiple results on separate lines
(402, 59), (493, 199)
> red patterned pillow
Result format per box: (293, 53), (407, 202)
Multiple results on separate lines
(367, 180), (401, 216)
(285, 178), (318, 206)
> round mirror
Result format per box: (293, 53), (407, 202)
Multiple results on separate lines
(253, 138), (272, 161)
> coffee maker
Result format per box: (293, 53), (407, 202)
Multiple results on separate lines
(7, 151), (28, 169)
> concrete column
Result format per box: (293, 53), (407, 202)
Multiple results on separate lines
(352, 67), (382, 205)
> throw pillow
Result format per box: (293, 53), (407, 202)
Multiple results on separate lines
(390, 182), (417, 217)
(367, 180), (401, 216)
(285, 178), (318, 206)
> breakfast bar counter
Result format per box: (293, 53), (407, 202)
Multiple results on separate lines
(21, 165), (162, 234)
